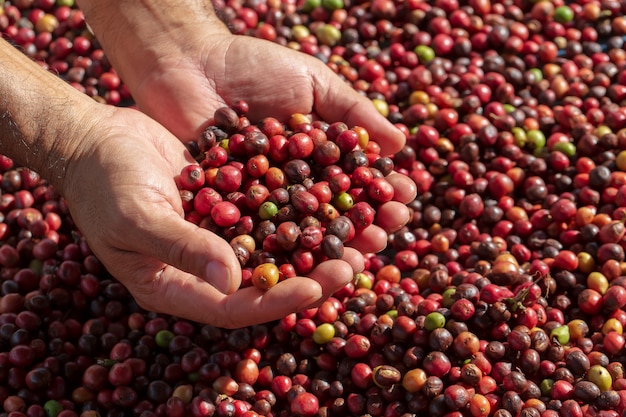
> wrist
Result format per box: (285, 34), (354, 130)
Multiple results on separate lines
(0, 38), (103, 193)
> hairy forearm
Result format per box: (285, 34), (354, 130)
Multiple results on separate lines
(76, 0), (230, 91)
(0, 38), (96, 191)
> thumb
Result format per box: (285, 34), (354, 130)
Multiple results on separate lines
(134, 213), (242, 294)
(314, 73), (406, 156)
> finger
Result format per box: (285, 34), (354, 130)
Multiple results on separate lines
(150, 259), (353, 328)
(129, 211), (243, 294)
(340, 247), (365, 274)
(345, 205), (415, 252)
(375, 201), (412, 234)
(297, 258), (356, 309)
(348, 224), (389, 254)
(387, 172), (417, 204)
(218, 259), (354, 326)
(132, 267), (326, 328)
(313, 73), (406, 156)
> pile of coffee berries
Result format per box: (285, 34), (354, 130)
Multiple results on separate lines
(3, 0), (626, 417)
(177, 104), (396, 289)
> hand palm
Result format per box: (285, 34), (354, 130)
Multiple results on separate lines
(133, 35), (326, 140)
(132, 35), (404, 155)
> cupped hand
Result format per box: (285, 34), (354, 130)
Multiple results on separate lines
(132, 32), (406, 157)
(130, 32), (417, 252)
(62, 104), (361, 328)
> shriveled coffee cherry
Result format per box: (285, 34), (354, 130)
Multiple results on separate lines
(244, 130), (270, 156)
(198, 126), (218, 152)
(290, 191), (319, 215)
(275, 221), (301, 252)
(300, 226), (323, 249)
(321, 234), (344, 259)
(326, 216), (355, 242)
(214, 106), (241, 133)
(283, 159), (311, 184)
(346, 202), (375, 229)
(312, 141), (341, 166)
(372, 365), (401, 388)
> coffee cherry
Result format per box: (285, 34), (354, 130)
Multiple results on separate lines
(9, 1), (626, 416)
(251, 263), (280, 291)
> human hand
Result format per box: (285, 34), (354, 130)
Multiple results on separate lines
(77, 1), (406, 156)
(61, 105), (364, 328)
(0, 31), (380, 329)
(2, 35), (355, 327)
(133, 33), (407, 157)
(77, 1), (417, 252)
(135, 32), (416, 251)
(72, 1), (417, 323)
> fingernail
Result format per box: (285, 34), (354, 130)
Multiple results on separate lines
(206, 261), (231, 294)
